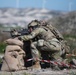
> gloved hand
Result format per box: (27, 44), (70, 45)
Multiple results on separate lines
(18, 36), (22, 41)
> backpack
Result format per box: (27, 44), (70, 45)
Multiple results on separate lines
(45, 24), (64, 41)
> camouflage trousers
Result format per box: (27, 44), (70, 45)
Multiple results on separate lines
(31, 38), (62, 61)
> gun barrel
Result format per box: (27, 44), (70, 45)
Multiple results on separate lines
(2, 31), (11, 33)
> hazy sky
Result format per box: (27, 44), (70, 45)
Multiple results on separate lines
(0, 0), (76, 11)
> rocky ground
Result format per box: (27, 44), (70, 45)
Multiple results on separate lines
(0, 68), (76, 75)
(0, 54), (76, 75)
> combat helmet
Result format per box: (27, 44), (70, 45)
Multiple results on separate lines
(28, 20), (40, 29)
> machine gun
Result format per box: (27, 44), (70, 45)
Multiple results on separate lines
(10, 28), (29, 38)
(3, 28), (29, 38)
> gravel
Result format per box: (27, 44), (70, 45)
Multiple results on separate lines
(0, 69), (76, 75)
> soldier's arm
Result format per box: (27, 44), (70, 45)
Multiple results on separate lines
(20, 28), (45, 41)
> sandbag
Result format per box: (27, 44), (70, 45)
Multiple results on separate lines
(17, 54), (25, 69)
(5, 45), (25, 54)
(5, 38), (23, 47)
(1, 55), (19, 71)
(1, 45), (25, 71)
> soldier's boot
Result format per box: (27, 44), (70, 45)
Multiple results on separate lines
(33, 60), (41, 70)
(30, 42), (41, 70)
(52, 52), (63, 70)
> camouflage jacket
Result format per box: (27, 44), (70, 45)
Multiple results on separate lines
(20, 27), (56, 41)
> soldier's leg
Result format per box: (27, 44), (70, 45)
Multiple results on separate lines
(31, 42), (40, 61)
(37, 38), (62, 70)
(31, 42), (41, 70)
(40, 38), (62, 60)
(40, 38), (61, 51)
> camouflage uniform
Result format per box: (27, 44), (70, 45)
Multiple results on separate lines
(20, 20), (62, 62)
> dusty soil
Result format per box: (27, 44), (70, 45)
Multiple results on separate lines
(0, 69), (76, 75)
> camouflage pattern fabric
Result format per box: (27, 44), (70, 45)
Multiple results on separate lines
(20, 27), (62, 61)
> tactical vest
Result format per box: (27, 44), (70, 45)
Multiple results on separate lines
(39, 26), (56, 41)
(44, 24), (64, 41)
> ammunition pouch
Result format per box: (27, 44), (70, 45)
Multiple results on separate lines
(37, 39), (44, 46)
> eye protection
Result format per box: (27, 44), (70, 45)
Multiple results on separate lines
(28, 25), (38, 29)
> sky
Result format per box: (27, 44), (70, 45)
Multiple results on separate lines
(0, 0), (76, 12)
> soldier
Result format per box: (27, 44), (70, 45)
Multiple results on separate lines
(18, 20), (62, 70)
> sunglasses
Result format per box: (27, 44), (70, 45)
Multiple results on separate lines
(28, 25), (38, 29)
